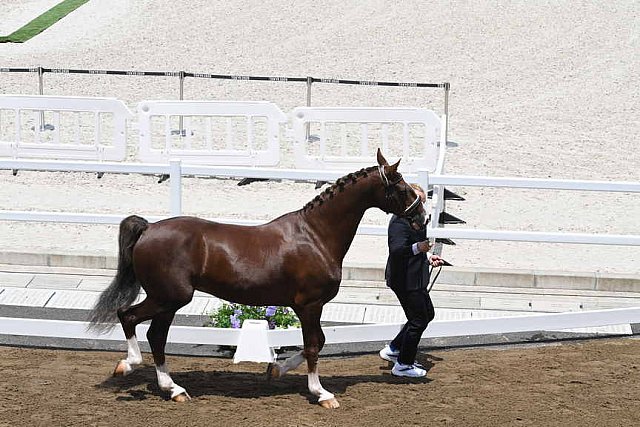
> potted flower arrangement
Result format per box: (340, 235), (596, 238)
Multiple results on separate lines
(206, 303), (300, 330)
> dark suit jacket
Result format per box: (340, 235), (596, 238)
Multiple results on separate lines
(385, 215), (429, 291)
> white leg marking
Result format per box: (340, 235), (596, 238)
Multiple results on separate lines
(308, 368), (334, 402)
(156, 363), (190, 400)
(273, 351), (305, 375)
(119, 336), (143, 375)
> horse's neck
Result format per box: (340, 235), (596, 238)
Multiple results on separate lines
(302, 178), (375, 263)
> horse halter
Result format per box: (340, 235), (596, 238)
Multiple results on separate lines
(377, 165), (422, 219)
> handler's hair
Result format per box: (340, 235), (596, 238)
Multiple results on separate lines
(410, 183), (426, 199)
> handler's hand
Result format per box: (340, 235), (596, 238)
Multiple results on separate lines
(416, 240), (431, 253)
(429, 254), (445, 266)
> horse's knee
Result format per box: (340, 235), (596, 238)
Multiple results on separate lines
(303, 346), (320, 364)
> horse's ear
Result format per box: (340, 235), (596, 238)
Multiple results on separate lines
(376, 148), (388, 166)
(389, 158), (401, 173)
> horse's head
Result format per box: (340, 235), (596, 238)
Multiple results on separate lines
(376, 148), (427, 230)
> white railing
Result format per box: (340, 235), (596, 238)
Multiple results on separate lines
(424, 174), (640, 246)
(137, 100), (287, 166)
(291, 107), (444, 173)
(2, 306), (639, 362)
(0, 95), (133, 161)
(0, 95), (445, 172)
(1, 159), (640, 247)
(0, 158), (416, 233)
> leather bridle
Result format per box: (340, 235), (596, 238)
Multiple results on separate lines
(378, 165), (422, 219)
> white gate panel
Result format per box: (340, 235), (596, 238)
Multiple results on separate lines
(291, 107), (444, 173)
(137, 100), (287, 166)
(0, 95), (133, 161)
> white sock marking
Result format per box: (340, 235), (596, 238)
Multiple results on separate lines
(156, 363), (190, 399)
(308, 368), (334, 402)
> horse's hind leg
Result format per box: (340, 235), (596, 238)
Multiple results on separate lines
(297, 304), (340, 409)
(147, 310), (191, 402)
(114, 298), (162, 376)
(267, 351), (305, 379)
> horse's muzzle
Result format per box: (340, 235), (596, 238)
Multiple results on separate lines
(406, 209), (427, 231)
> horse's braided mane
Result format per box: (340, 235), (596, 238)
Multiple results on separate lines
(302, 165), (390, 211)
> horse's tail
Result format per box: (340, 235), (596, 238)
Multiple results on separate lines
(87, 215), (149, 333)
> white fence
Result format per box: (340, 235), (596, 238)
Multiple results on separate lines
(0, 95), (445, 173)
(0, 95), (132, 161)
(1, 95), (640, 355)
(291, 107), (444, 173)
(137, 100), (287, 166)
(1, 157), (639, 356)
(2, 306), (640, 362)
(426, 174), (640, 246)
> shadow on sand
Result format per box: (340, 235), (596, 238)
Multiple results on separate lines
(96, 353), (442, 403)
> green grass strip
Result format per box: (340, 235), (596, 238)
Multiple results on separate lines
(0, 0), (90, 43)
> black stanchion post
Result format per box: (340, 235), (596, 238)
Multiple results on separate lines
(444, 82), (450, 146)
(305, 76), (319, 142)
(37, 66), (44, 131)
(305, 76), (312, 142)
(35, 67), (54, 132)
(171, 70), (186, 137)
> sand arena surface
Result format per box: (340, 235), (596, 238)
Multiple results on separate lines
(0, 1), (639, 272)
(1, 338), (640, 426)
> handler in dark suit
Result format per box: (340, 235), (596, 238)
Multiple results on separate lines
(379, 184), (444, 378)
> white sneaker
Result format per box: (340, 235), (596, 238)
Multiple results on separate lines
(392, 362), (427, 378)
(379, 345), (400, 363)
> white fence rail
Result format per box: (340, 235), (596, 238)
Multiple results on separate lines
(0, 158), (402, 233)
(137, 100), (287, 166)
(0, 95), (445, 173)
(5, 308), (640, 346)
(1, 159), (640, 247)
(2, 306), (639, 362)
(424, 174), (640, 246)
(0, 95), (132, 161)
(291, 107), (444, 173)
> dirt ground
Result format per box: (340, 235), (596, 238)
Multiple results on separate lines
(1, 338), (639, 427)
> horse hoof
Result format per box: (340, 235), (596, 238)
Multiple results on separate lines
(112, 361), (129, 377)
(172, 393), (191, 403)
(319, 398), (340, 409)
(266, 363), (281, 380)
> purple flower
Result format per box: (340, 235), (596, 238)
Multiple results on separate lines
(230, 314), (241, 328)
(265, 306), (277, 317)
(233, 307), (243, 316)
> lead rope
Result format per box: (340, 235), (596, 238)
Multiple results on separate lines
(426, 221), (446, 293)
(427, 265), (443, 293)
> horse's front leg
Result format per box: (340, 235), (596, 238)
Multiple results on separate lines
(297, 304), (339, 409)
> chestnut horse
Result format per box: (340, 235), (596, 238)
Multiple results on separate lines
(88, 149), (426, 408)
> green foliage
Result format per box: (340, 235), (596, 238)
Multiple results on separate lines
(206, 303), (300, 330)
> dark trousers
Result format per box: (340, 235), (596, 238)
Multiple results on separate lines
(390, 287), (435, 365)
